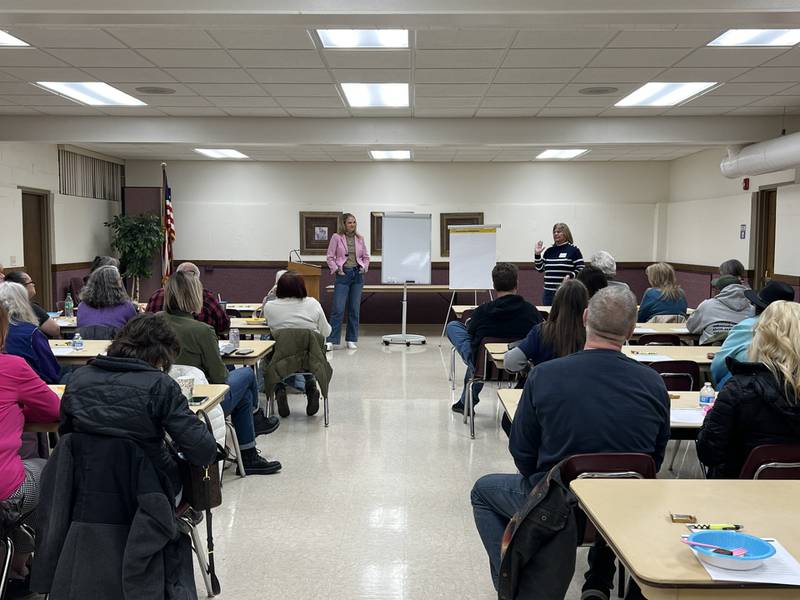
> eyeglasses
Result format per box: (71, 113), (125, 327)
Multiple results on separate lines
(24, 280), (35, 287)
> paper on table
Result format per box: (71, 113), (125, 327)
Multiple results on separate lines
(634, 327), (657, 334)
(51, 347), (75, 356)
(696, 540), (800, 586)
(671, 408), (705, 426)
(629, 353), (674, 362)
(671, 327), (690, 334)
(55, 318), (74, 326)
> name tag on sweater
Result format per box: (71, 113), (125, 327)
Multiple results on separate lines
(559, 252), (567, 258)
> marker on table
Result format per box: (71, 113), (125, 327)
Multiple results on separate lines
(694, 523), (743, 530)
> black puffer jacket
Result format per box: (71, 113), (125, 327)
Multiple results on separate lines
(59, 355), (217, 492)
(697, 358), (800, 478)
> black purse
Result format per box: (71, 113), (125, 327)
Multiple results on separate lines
(179, 410), (223, 510)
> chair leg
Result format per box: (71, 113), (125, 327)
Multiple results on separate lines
(188, 521), (215, 597)
(324, 394), (329, 427)
(617, 560), (626, 598)
(450, 347), (456, 390)
(463, 378), (470, 425)
(225, 417), (246, 478)
(668, 440), (683, 472)
(0, 536), (14, 600)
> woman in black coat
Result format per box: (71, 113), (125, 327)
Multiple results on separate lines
(697, 300), (800, 478)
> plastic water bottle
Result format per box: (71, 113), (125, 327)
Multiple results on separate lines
(72, 333), (84, 351)
(229, 328), (240, 349)
(64, 293), (74, 318)
(699, 382), (716, 407)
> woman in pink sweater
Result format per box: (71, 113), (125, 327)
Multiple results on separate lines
(0, 303), (60, 578)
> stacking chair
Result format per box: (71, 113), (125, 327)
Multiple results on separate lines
(561, 453), (657, 598)
(0, 501), (23, 600)
(648, 314), (687, 324)
(464, 336), (520, 439)
(738, 445), (800, 479)
(448, 311), (476, 388)
(637, 333), (682, 346)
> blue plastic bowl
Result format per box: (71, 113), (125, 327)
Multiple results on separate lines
(688, 531), (775, 570)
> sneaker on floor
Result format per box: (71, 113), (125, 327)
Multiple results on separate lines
(451, 397), (480, 414)
(239, 449), (282, 475)
(305, 381), (320, 416)
(346, 341), (357, 349)
(580, 590), (610, 600)
(253, 412), (280, 436)
(275, 384), (290, 418)
(325, 342), (333, 352)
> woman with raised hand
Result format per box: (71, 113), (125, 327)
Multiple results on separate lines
(533, 222), (584, 306)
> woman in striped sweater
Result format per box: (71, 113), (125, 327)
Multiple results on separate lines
(534, 222), (584, 305)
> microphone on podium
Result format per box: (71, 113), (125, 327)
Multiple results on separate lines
(288, 249), (303, 263)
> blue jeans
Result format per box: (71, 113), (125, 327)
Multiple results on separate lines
(542, 288), (555, 306)
(446, 320), (484, 406)
(223, 367), (258, 450)
(471, 473), (533, 589)
(327, 267), (363, 344)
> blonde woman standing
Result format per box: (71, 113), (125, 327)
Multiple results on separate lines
(697, 300), (800, 478)
(533, 222), (584, 306)
(637, 262), (688, 322)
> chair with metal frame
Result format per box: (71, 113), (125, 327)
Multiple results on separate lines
(636, 333), (682, 346)
(449, 310), (475, 389)
(464, 336), (520, 439)
(738, 444), (800, 479)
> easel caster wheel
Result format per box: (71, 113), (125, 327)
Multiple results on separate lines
(406, 342), (411, 347)
(421, 340), (426, 344)
(383, 341), (390, 345)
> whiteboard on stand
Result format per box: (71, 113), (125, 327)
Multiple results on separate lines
(449, 225), (500, 290)
(381, 213), (432, 285)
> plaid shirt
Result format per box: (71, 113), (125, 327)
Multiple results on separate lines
(145, 287), (230, 336)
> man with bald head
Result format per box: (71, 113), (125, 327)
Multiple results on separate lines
(470, 286), (670, 598)
(145, 262), (230, 335)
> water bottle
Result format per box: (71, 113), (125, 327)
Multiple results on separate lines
(72, 333), (84, 351)
(64, 293), (74, 318)
(699, 382), (716, 407)
(229, 328), (240, 349)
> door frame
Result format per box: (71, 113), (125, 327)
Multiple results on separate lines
(18, 187), (54, 310)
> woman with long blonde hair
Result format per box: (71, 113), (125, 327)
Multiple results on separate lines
(637, 262), (688, 322)
(697, 300), (800, 478)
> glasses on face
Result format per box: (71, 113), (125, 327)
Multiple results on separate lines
(24, 281), (35, 287)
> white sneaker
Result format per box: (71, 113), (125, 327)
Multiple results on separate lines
(346, 341), (358, 349)
(325, 342), (333, 352)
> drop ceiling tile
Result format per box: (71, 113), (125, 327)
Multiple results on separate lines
(453, 153), (501, 162)
(138, 49), (236, 68)
(209, 29), (315, 50)
(747, 95), (800, 107)
(414, 108), (476, 117)
(285, 152), (332, 161)
(708, 82), (794, 95)
(108, 28), (219, 49)
(0, 49), (69, 67)
(329, 153), (371, 161)
(481, 96), (549, 108)
(415, 83), (487, 97)
(0, 106), (41, 114)
(323, 50), (410, 69)
(416, 30), (514, 49)
(349, 107), (411, 117)
(685, 94), (762, 107)
(572, 67), (663, 83)
(414, 68), (494, 83)
(476, 108), (539, 117)
(537, 107), (604, 117)
(115, 82), (196, 95)
(223, 108), (288, 117)
(732, 67), (800, 83)
(2, 94), (78, 106)
(159, 106), (228, 116)
(493, 68), (580, 83)
(229, 50), (324, 68)
(759, 48), (800, 68)
(414, 96), (481, 108)
(778, 83), (800, 95)
(82, 67), (176, 83)
(599, 107), (665, 117)
(415, 50), (505, 69)
(513, 30), (617, 48)
(546, 95), (615, 108)
(727, 106), (786, 115)
(658, 67), (750, 81)
(492, 151), (539, 160)
(248, 69), (331, 83)
(144, 95), (212, 107)
(589, 48), (691, 68)
(31, 105), (102, 115)
(9, 28), (125, 49)
(557, 83), (636, 96)
(98, 107), (166, 116)
(413, 155), (453, 162)
(0, 82), (49, 95)
(164, 68), (254, 83)
(487, 83), (564, 96)
(609, 30), (720, 48)
(0, 67), (96, 82)
(0, 97), (12, 105)
(285, 108), (351, 117)
(676, 48), (786, 68)
(276, 96), (343, 108)
(503, 49), (596, 68)
(207, 96), (279, 107)
(187, 83), (266, 96)
(0, 72), (18, 82)
(57, 49), (153, 68)
(662, 106), (732, 115)
(331, 69), (409, 83)
(262, 83), (338, 96)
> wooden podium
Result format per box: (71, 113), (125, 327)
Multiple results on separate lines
(288, 261), (321, 301)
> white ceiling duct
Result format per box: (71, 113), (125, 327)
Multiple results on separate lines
(720, 132), (800, 178)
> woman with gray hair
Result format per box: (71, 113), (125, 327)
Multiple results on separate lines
(589, 250), (630, 290)
(77, 265), (137, 330)
(0, 282), (61, 383)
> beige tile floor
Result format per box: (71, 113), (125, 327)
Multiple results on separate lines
(203, 324), (701, 600)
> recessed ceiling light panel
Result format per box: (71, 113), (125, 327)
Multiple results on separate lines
(341, 83), (409, 108)
(369, 150), (411, 160)
(194, 149), (249, 159)
(36, 81), (146, 106)
(708, 29), (800, 46)
(317, 29), (408, 48)
(615, 82), (717, 107)
(536, 149), (589, 160)
(0, 31), (29, 47)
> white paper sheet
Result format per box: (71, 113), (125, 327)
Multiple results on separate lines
(55, 318), (73, 326)
(51, 347), (75, 356)
(670, 408), (705, 426)
(671, 327), (690, 334)
(696, 540), (800, 586)
(629, 353), (674, 362)
(634, 327), (657, 334)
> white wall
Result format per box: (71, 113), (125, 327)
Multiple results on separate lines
(53, 194), (119, 264)
(125, 160), (669, 263)
(775, 184), (800, 277)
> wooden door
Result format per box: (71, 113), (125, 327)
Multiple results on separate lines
(21, 192), (52, 310)
(751, 189), (777, 290)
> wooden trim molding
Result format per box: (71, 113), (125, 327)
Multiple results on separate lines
(51, 262), (91, 272)
(771, 273), (800, 286)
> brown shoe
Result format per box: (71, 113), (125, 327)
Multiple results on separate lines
(275, 384), (290, 417)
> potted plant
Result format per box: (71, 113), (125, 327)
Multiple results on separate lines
(105, 213), (165, 302)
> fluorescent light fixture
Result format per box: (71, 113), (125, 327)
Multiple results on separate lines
(536, 149), (589, 160)
(36, 82), (146, 106)
(194, 149), (249, 159)
(341, 83), (409, 108)
(708, 29), (800, 46)
(615, 82), (717, 107)
(0, 31), (29, 46)
(317, 29), (408, 48)
(370, 150), (411, 160)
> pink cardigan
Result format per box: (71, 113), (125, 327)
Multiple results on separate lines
(0, 354), (60, 499)
(326, 233), (370, 274)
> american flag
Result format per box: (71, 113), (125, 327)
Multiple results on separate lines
(162, 163), (175, 283)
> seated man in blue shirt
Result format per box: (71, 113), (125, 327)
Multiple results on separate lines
(471, 286), (670, 598)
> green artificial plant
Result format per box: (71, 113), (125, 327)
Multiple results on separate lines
(105, 213), (165, 301)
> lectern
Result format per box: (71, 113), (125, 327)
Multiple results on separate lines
(288, 261), (321, 301)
